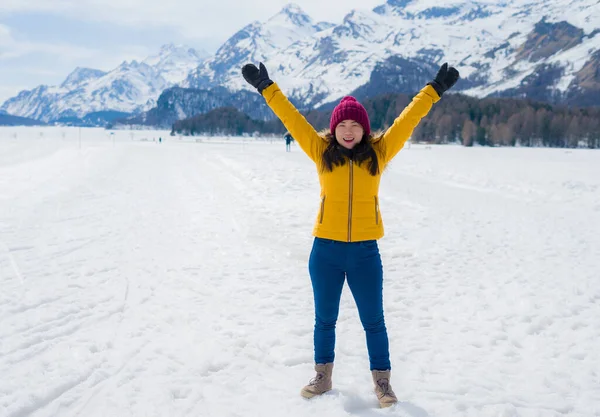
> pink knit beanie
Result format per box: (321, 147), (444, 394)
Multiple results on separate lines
(329, 96), (371, 136)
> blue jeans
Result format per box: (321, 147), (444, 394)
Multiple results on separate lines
(308, 237), (391, 370)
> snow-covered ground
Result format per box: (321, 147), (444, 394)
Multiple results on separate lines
(0, 127), (599, 417)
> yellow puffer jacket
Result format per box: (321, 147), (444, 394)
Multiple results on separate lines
(262, 83), (440, 242)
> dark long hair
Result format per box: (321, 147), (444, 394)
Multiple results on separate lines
(321, 132), (384, 176)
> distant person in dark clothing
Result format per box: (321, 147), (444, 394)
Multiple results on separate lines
(284, 131), (294, 152)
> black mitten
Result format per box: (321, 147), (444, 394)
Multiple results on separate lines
(428, 63), (460, 97)
(241, 62), (274, 94)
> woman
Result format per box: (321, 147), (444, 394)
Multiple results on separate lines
(241, 62), (459, 408)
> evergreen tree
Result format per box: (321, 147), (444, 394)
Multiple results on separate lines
(171, 91), (600, 149)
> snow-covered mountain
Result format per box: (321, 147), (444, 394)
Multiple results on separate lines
(3, 1), (599, 126)
(119, 86), (275, 128)
(60, 68), (107, 89)
(185, 0), (599, 109)
(184, 4), (335, 91)
(119, 4), (338, 127)
(0, 44), (208, 123)
(143, 44), (208, 85)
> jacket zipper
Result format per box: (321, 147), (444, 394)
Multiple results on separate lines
(348, 160), (354, 242)
(374, 196), (379, 225)
(319, 196), (326, 224)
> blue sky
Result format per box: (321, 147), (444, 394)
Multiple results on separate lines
(0, 0), (383, 105)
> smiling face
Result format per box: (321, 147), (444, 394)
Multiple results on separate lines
(335, 119), (364, 149)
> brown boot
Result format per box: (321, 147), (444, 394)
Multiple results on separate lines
(372, 370), (398, 408)
(300, 363), (333, 398)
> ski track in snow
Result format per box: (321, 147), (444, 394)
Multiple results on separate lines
(0, 129), (599, 417)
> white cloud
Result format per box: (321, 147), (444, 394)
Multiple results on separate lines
(1, 42), (95, 64)
(0, 23), (11, 44)
(1, 22), (98, 61)
(0, 19), (150, 70)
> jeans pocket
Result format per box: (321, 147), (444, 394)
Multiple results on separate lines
(357, 239), (378, 249)
(315, 237), (337, 245)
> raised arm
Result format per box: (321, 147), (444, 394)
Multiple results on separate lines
(242, 63), (324, 163)
(379, 63), (459, 163)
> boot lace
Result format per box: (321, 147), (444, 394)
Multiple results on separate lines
(309, 372), (325, 386)
(376, 378), (391, 397)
